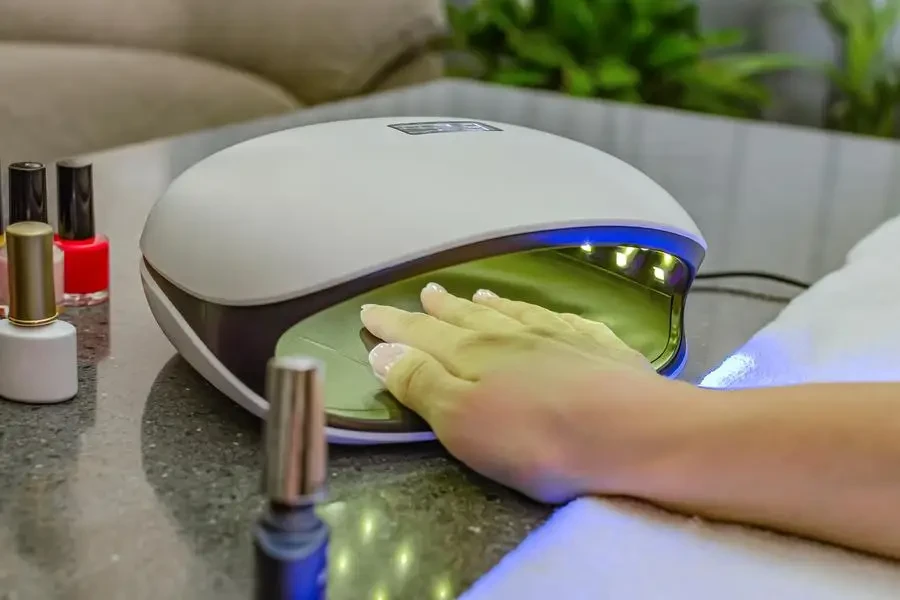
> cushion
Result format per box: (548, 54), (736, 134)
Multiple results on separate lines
(0, 0), (447, 106)
(0, 42), (299, 160)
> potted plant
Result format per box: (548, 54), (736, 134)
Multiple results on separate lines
(446, 0), (809, 120)
(817, 0), (900, 138)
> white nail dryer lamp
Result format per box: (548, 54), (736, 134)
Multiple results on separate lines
(140, 117), (706, 444)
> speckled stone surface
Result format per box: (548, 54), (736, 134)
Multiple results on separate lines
(0, 89), (794, 599)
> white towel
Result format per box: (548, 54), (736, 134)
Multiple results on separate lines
(700, 215), (900, 388)
(463, 216), (900, 599)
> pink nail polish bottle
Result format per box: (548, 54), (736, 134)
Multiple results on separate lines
(0, 163), (65, 317)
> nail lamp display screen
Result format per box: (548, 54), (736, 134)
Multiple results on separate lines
(273, 244), (689, 433)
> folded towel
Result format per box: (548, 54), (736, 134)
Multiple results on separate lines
(463, 498), (900, 600)
(700, 214), (900, 388)
(463, 215), (900, 599)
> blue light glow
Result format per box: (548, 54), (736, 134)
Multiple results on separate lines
(460, 500), (599, 599)
(528, 226), (698, 379)
(698, 353), (758, 388)
(699, 330), (900, 389)
(529, 226), (704, 272)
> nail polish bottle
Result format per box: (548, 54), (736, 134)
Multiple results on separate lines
(0, 163), (65, 310)
(254, 357), (329, 600)
(54, 160), (110, 306)
(0, 221), (78, 404)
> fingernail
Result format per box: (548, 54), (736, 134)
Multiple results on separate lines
(474, 288), (498, 300)
(368, 343), (409, 381)
(423, 282), (446, 294)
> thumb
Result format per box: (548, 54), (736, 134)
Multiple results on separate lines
(368, 343), (471, 424)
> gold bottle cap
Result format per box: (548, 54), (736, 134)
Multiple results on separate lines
(6, 221), (58, 326)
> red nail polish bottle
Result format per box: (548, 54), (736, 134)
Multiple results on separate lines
(54, 160), (110, 306)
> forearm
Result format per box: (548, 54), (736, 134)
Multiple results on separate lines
(579, 378), (900, 559)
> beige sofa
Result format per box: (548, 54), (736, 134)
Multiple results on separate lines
(0, 0), (447, 161)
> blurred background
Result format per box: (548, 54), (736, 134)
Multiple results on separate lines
(0, 0), (897, 162)
(445, 0), (900, 131)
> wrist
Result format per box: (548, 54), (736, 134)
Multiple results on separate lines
(561, 371), (718, 498)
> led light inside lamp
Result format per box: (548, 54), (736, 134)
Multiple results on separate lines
(615, 245), (638, 268)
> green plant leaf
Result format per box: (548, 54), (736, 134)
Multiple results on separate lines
(871, 75), (900, 136)
(593, 58), (641, 89)
(507, 30), (575, 68)
(699, 28), (747, 51)
(875, 0), (900, 50)
(448, 1), (513, 55)
(628, 0), (659, 18)
(510, 0), (537, 26)
(705, 52), (822, 77)
(823, 63), (861, 98)
(490, 67), (553, 87)
(447, 3), (467, 30)
(820, 0), (900, 131)
(549, 0), (597, 45)
(586, 3), (632, 58)
(673, 63), (772, 105)
(647, 33), (701, 69)
(821, 0), (884, 97)
(589, 0), (625, 18)
(563, 65), (596, 96)
(475, 0), (519, 33)
(817, 0), (851, 34)
(658, 2), (701, 34)
(632, 0), (693, 19)
(825, 0), (874, 30)
(680, 89), (751, 118)
(447, 4), (480, 48)
(632, 18), (654, 41)
(611, 88), (643, 104)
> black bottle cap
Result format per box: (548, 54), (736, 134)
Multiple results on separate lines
(57, 160), (95, 240)
(8, 162), (48, 225)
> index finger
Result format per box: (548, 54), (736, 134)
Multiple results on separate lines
(360, 304), (468, 364)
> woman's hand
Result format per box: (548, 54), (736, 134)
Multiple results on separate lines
(360, 282), (669, 503)
(363, 285), (900, 559)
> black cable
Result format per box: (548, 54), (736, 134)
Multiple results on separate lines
(691, 285), (795, 304)
(695, 270), (811, 290)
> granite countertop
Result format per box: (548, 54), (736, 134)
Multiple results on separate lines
(0, 102), (791, 599)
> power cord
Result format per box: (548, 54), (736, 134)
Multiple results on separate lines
(692, 285), (795, 304)
(695, 270), (811, 290)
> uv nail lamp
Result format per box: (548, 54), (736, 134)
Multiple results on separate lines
(140, 117), (706, 444)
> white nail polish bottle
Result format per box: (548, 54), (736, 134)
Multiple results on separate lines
(0, 222), (78, 404)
